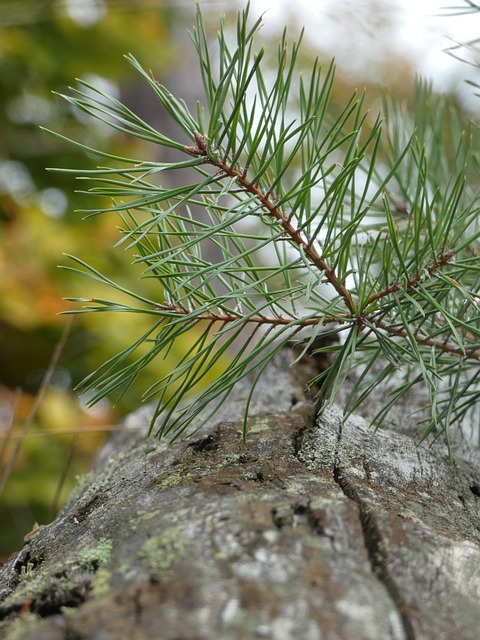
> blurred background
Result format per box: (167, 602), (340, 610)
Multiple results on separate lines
(0, 0), (478, 557)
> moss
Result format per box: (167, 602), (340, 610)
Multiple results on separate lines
(137, 529), (187, 577)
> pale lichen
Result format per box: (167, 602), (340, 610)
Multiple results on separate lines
(137, 529), (187, 577)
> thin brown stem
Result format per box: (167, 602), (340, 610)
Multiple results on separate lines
(371, 316), (480, 361)
(158, 300), (480, 361)
(365, 249), (456, 307)
(183, 137), (478, 365)
(213, 157), (357, 315)
(155, 303), (349, 328)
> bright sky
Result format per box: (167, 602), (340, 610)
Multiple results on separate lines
(246, 0), (480, 110)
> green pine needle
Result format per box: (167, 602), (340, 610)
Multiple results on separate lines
(50, 2), (480, 455)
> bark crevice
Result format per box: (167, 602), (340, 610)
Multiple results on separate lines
(1, 350), (479, 640)
(333, 462), (416, 640)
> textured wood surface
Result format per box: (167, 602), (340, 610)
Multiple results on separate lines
(0, 350), (479, 640)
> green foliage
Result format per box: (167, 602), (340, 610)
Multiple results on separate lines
(0, 0), (184, 556)
(0, 0), (175, 366)
(52, 3), (480, 455)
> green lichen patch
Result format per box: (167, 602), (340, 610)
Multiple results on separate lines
(2, 612), (42, 640)
(89, 567), (112, 598)
(247, 417), (272, 434)
(17, 563), (35, 582)
(78, 538), (113, 572)
(219, 453), (248, 469)
(0, 538), (113, 619)
(137, 529), (187, 578)
(158, 471), (191, 489)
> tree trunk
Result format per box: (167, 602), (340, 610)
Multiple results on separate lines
(0, 349), (479, 640)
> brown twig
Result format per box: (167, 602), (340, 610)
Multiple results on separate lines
(370, 316), (480, 361)
(364, 249), (456, 307)
(155, 303), (349, 328)
(182, 134), (480, 364)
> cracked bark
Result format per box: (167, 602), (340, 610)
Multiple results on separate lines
(0, 349), (479, 640)
(332, 421), (415, 640)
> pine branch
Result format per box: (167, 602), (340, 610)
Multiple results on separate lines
(184, 134), (479, 363)
(49, 2), (480, 454)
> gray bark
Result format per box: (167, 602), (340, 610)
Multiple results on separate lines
(0, 349), (479, 640)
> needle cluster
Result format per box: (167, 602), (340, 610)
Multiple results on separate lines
(47, 3), (480, 455)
